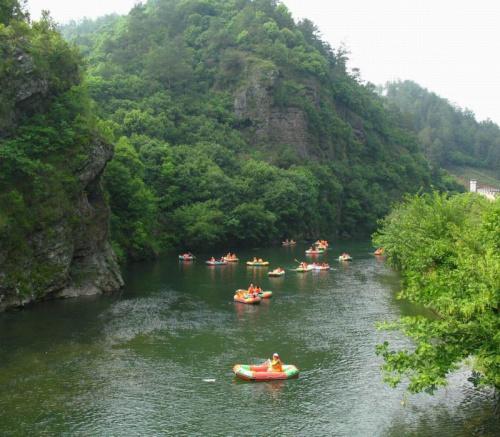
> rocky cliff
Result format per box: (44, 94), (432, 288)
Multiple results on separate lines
(0, 137), (123, 312)
(234, 63), (312, 158)
(0, 7), (123, 311)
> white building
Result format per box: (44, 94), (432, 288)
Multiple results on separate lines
(470, 179), (499, 201)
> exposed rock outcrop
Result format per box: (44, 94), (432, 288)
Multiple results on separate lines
(0, 138), (123, 312)
(0, 6), (123, 312)
(234, 62), (312, 158)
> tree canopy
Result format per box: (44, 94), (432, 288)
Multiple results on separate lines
(383, 80), (500, 175)
(373, 192), (500, 393)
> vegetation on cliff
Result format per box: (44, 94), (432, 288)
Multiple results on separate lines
(374, 192), (500, 393)
(62, 0), (459, 261)
(0, 0), (121, 305)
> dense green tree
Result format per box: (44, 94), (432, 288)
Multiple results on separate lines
(104, 137), (158, 260)
(373, 192), (500, 393)
(0, 0), (26, 25)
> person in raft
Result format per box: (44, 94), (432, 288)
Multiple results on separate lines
(210, 256), (215, 262)
(268, 353), (283, 372)
(249, 284), (261, 298)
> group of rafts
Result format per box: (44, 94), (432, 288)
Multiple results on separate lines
(178, 241), (384, 381)
(304, 240), (353, 262)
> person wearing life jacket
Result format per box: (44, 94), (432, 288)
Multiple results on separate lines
(258, 258), (263, 263)
(247, 283), (255, 294)
(268, 353), (283, 372)
(210, 257), (215, 262)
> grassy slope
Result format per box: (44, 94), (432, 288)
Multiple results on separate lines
(445, 165), (500, 189)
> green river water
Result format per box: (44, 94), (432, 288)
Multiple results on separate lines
(0, 242), (498, 436)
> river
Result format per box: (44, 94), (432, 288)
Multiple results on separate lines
(0, 242), (497, 436)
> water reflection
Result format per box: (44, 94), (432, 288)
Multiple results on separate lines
(384, 388), (499, 437)
(178, 260), (194, 273)
(245, 267), (268, 284)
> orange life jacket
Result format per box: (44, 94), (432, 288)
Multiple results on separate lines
(269, 358), (283, 372)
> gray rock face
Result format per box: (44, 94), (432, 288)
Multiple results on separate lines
(0, 138), (123, 312)
(234, 63), (312, 158)
(1, 49), (50, 137)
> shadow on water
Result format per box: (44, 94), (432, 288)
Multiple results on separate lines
(384, 389), (499, 437)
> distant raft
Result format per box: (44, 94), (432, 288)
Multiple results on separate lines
(293, 265), (313, 272)
(179, 254), (195, 261)
(233, 362), (299, 381)
(246, 261), (270, 266)
(305, 249), (324, 255)
(233, 293), (261, 304)
(374, 248), (384, 256)
(223, 256), (239, 262)
(206, 260), (228, 266)
(268, 269), (285, 277)
(338, 254), (352, 262)
(309, 264), (331, 271)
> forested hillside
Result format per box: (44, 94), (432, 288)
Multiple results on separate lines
(0, 1), (122, 310)
(62, 0), (458, 261)
(383, 80), (500, 178)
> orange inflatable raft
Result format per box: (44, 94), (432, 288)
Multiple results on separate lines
(235, 289), (272, 300)
(233, 362), (299, 381)
(246, 260), (270, 266)
(234, 293), (261, 304)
